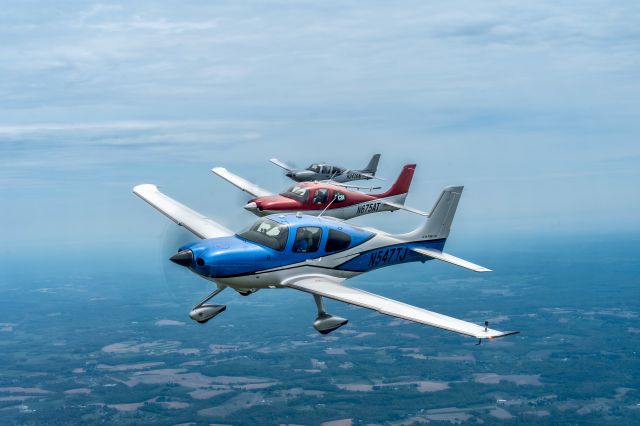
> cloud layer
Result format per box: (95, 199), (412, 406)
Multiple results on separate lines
(1, 1), (639, 245)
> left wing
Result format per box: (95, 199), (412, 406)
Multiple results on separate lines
(381, 201), (430, 216)
(285, 276), (517, 340)
(211, 167), (273, 198)
(133, 184), (233, 239)
(269, 158), (297, 172)
(411, 247), (491, 272)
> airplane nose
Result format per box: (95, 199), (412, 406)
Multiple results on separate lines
(170, 249), (194, 267)
(244, 202), (258, 212)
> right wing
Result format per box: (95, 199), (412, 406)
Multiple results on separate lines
(329, 181), (382, 191)
(133, 184), (233, 239)
(269, 158), (297, 172)
(211, 167), (273, 198)
(285, 276), (517, 340)
(343, 169), (385, 181)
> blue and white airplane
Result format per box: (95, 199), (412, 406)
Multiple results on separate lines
(133, 184), (518, 342)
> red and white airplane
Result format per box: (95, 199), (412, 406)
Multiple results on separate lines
(212, 164), (429, 220)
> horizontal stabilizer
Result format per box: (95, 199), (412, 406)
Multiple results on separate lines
(133, 184), (233, 239)
(211, 167), (273, 198)
(411, 247), (491, 272)
(269, 158), (296, 172)
(382, 201), (430, 216)
(330, 181), (382, 191)
(285, 276), (516, 339)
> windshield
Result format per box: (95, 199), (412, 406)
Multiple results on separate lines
(281, 185), (309, 202)
(237, 218), (289, 251)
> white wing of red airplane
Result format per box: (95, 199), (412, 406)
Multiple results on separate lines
(284, 276), (517, 340)
(133, 184), (233, 239)
(328, 181), (382, 191)
(211, 167), (273, 198)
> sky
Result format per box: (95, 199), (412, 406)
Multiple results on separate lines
(1, 1), (639, 251)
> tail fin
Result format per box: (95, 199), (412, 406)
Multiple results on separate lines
(377, 164), (416, 197)
(361, 154), (381, 174)
(400, 186), (463, 241)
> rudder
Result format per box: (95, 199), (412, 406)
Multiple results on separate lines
(377, 164), (416, 197)
(400, 186), (463, 240)
(362, 154), (381, 174)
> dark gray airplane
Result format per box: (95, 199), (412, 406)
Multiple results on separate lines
(270, 154), (382, 183)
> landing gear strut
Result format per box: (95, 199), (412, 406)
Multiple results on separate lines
(312, 294), (348, 334)
(189, 286), (227, 324)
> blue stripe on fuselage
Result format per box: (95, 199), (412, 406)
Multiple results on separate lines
(336, 239), (446, 272)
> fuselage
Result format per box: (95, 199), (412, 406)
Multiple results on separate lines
(290, 164), (370, 183)
(178, 214), (446, 291)
(245, 182), (407, 220)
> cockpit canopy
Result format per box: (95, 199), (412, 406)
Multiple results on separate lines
(281, 185), (309, 202)
(237, 218), (289, 251)
(306, 163), (342, 175)
(237, 215), (373, 254)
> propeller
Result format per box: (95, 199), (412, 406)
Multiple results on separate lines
(160, 223), (201, 304)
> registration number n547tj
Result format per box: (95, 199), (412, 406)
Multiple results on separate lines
(368, 247), (408, 267)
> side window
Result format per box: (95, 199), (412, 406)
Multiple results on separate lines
(321, 165), (329, 174)
(313, 188), (329, 204)
(334, 191), (347, 202)
(324, 229), (351, 252)
(292, 227), (323, 253)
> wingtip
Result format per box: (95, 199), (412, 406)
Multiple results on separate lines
(133, 183), (158, 194)
(443, 185), (464, 193)
(211, 167), (226, 174)
(487, 330), (520, 339)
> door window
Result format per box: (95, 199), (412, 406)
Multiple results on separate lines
(292, 227), (323, 253)
(313, 188), (329, 204)
(324, 229), (351, 252)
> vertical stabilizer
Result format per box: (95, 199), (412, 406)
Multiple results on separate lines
(361, 154), (381, 174)
(399, 186), (463, 241)
(377, 164), (416, 198)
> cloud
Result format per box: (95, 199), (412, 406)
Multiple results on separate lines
(0, 119), (265, 187)
(84, 18), (219, 33)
